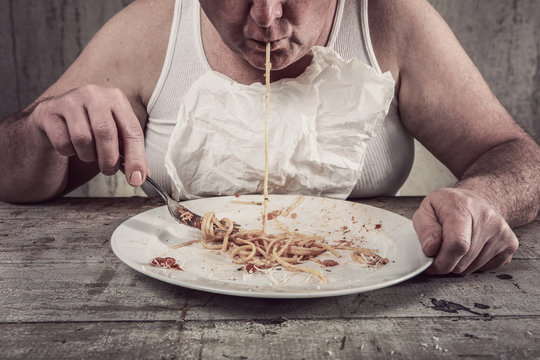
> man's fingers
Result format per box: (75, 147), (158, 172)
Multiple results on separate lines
(428, 211), (472, 274)
(110, 90), (148, 187)
(34, 100), (76, 157)
(43, 115), (76, 157)
(87, 103), (120, 176)
(63, 104), (97, 163)
(414, 191), (474, 274)
(412, 202), (442, 257)
(413, 188), (519, 276)
(34, 85), (146, 187)
(477, 253), (513, 273)
(452, 208), (502, 274)
(462, 228), (518, 274)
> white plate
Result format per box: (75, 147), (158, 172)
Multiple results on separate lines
(111, 195), (432, 298)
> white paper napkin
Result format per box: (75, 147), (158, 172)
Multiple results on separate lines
(165, 46), (395, 200)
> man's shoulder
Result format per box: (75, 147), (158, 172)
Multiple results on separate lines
(128, 0), (176, 17)
(92, 0), (176, 102)
(366, 0), (442, 68)
(128, 0), (177, 103)
(107, 0), (176, 41)
(51, 0), (176, 113)
(86, 0), (175, 61)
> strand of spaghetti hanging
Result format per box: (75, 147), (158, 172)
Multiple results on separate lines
(262, 42), (271, 235)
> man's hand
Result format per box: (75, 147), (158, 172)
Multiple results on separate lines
(412, 188), (519, 275)
(30, 84), (149, 187)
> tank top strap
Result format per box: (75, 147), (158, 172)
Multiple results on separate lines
(147, 0), (208, 119)
(332, 0), (373, 68)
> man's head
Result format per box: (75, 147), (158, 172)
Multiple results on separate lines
(199, 0), (338, 71)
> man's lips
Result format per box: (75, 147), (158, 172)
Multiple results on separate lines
(250, 38), (285, 51)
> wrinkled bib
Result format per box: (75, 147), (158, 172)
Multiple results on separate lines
(165, 46), (395, 200)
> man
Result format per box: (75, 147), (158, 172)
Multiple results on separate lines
(1, 0), (539, 275)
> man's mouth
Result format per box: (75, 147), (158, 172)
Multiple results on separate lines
(250, 38), (285, 51)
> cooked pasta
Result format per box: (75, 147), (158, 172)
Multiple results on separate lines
(173, 209), (388, 283)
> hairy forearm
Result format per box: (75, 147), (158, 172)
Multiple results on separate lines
(0, 110), (68, 203)
(455, 136), (540, 228)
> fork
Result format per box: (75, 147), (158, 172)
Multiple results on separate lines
(120, 156), (240, 233)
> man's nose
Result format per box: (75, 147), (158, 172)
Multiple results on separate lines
(250, 0), (283, 29)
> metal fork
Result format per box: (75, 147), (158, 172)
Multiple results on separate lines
(120, 156), (240, 232)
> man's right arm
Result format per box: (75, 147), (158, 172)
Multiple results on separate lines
(0, 0), (174, 203)
(1, 101), (70, 202)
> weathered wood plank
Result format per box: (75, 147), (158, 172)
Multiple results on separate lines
(1, 258), (537, 323)
(0, 197), (157, 264)
(0, 198), (154, 264)
(0, 0), (20, 120)
(185, 317), (540, 360)
(1, 197), (537, 266)
(1, 317), (538, 360)
(1, 198), (538, 328)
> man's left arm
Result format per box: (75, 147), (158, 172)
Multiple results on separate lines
(374, 0), (540, 274)
(413, 136), (539, 275)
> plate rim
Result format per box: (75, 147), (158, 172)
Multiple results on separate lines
(111, 195), (433, 298)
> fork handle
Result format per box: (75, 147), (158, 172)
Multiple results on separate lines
(144, 175), (172, 204)
(118, 155), (169, 202)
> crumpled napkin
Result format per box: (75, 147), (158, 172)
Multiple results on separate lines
(165, 46), (395, 200)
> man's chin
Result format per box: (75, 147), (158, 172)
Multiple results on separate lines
(247, 51), (294, 72)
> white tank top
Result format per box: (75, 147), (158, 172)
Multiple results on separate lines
(144, 0), (414, 198)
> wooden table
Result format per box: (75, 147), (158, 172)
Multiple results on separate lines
(1, 197), (538, 359)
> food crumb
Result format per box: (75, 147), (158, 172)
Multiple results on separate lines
(149, 257), (183, 270)
(290, 213), (297, 219)
(267, 210), (280, 220)
(322, 260), (339, 267)
(246, 263), (258, 274)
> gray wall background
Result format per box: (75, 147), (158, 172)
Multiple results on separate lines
(1, 0), (539, 197)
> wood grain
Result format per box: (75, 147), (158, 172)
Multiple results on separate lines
(1, 258), (538, 323)
(1, 197), (539, 359)
(1, 318), (538, 360)
(0, 0), (19, 114)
